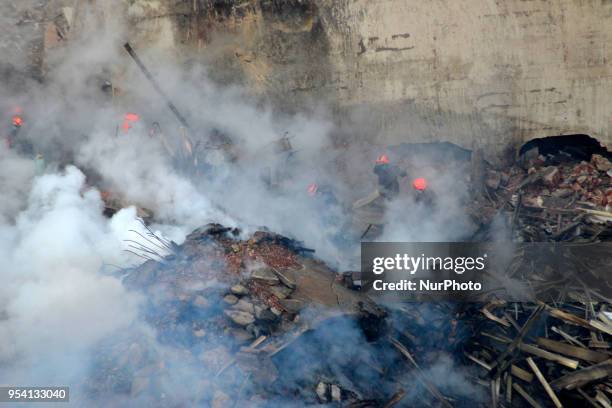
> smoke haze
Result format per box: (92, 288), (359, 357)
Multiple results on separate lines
(0, 1), (491, 405)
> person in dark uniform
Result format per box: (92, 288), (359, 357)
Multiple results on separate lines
(373, 154), (407, 199)
(6, 110), (33, 156)
(412, 177), (435, 206)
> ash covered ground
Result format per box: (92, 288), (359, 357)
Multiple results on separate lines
(1, 1), (612, 407)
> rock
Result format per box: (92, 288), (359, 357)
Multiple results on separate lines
(255, 308), (278, 322)
(246, 323), (265, 338)
(224, 309), (255, 326)
(591, 154), (612, 172)
(251, 267), (280, 285)
(331, 384), (341, 402)
(232, 299), (255, 314)
(316, 382), (328, 402)
(230, 284), (249, 296)
(193, 295), (209, 308)
(268, 285), (292, 299)
(270, 306), (283, 316)
(542, 166), (561, 186)
(279, 299), (305, 313)
(223, 295), (238, 305)
(273, 268), (297, 289)
(193, 328), (206, 338)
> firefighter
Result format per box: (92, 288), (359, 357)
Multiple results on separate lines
(412, 177), (435, 206)
(373, 154), (407, 199)
(6, 109), (33, 155)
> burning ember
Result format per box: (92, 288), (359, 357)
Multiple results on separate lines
(12, 115), (23, 127)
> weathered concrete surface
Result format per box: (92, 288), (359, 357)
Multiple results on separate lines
(34, 1), (612, 159)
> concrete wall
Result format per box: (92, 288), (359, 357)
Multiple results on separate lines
(66, 0), (612, 160)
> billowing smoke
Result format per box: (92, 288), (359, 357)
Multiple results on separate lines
(0, 0), (493, 405)
(0, 165), (141, 386)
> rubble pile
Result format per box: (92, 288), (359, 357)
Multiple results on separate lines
(466, 301), (612, 407)
(81, 148), (612, 407)
(89, 225), (445, 406)
(484, 152), (612, 242)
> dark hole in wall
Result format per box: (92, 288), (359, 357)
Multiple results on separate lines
(519, 134), (611, 162)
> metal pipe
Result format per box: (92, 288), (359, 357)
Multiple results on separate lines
(123, 42), (190, 129)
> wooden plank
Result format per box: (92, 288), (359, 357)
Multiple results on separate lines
(536, 337), (609, 363)
(526, 357), (563, 408)
(539, 302), (590, 328)
(590, 319), (612, 337)
(551, 361), (612, 391)
(519, 343), (579, 369)
(511, 364), (534, 383)
(465, 353), (492, 371)
(505, 374), (512, 404)
(551, 326), (587, 348)
(491, 305), (545, 378)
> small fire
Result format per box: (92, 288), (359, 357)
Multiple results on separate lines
(12, 116), (23, 127)
(412, 178), (428, 191)
(375, 154), (390, 165)
(307, 183), (318, 196)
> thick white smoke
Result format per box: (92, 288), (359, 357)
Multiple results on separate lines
(0, 165), (142, 386)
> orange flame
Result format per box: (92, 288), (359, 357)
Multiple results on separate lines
(12, 116), (23, 127)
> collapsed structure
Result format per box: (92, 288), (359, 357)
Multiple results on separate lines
(1, 1), (612, 407)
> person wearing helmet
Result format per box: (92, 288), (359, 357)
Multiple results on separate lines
(6, 109), (33, 155)
(412, 177), (435, 206)
(373, 154), (407, 199)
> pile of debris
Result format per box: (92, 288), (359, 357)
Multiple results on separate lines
(88, 225), (434, 406)
(83, 225), (612, 406)
(466, 301), (612, 407)
(482, 152), (612, 242)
